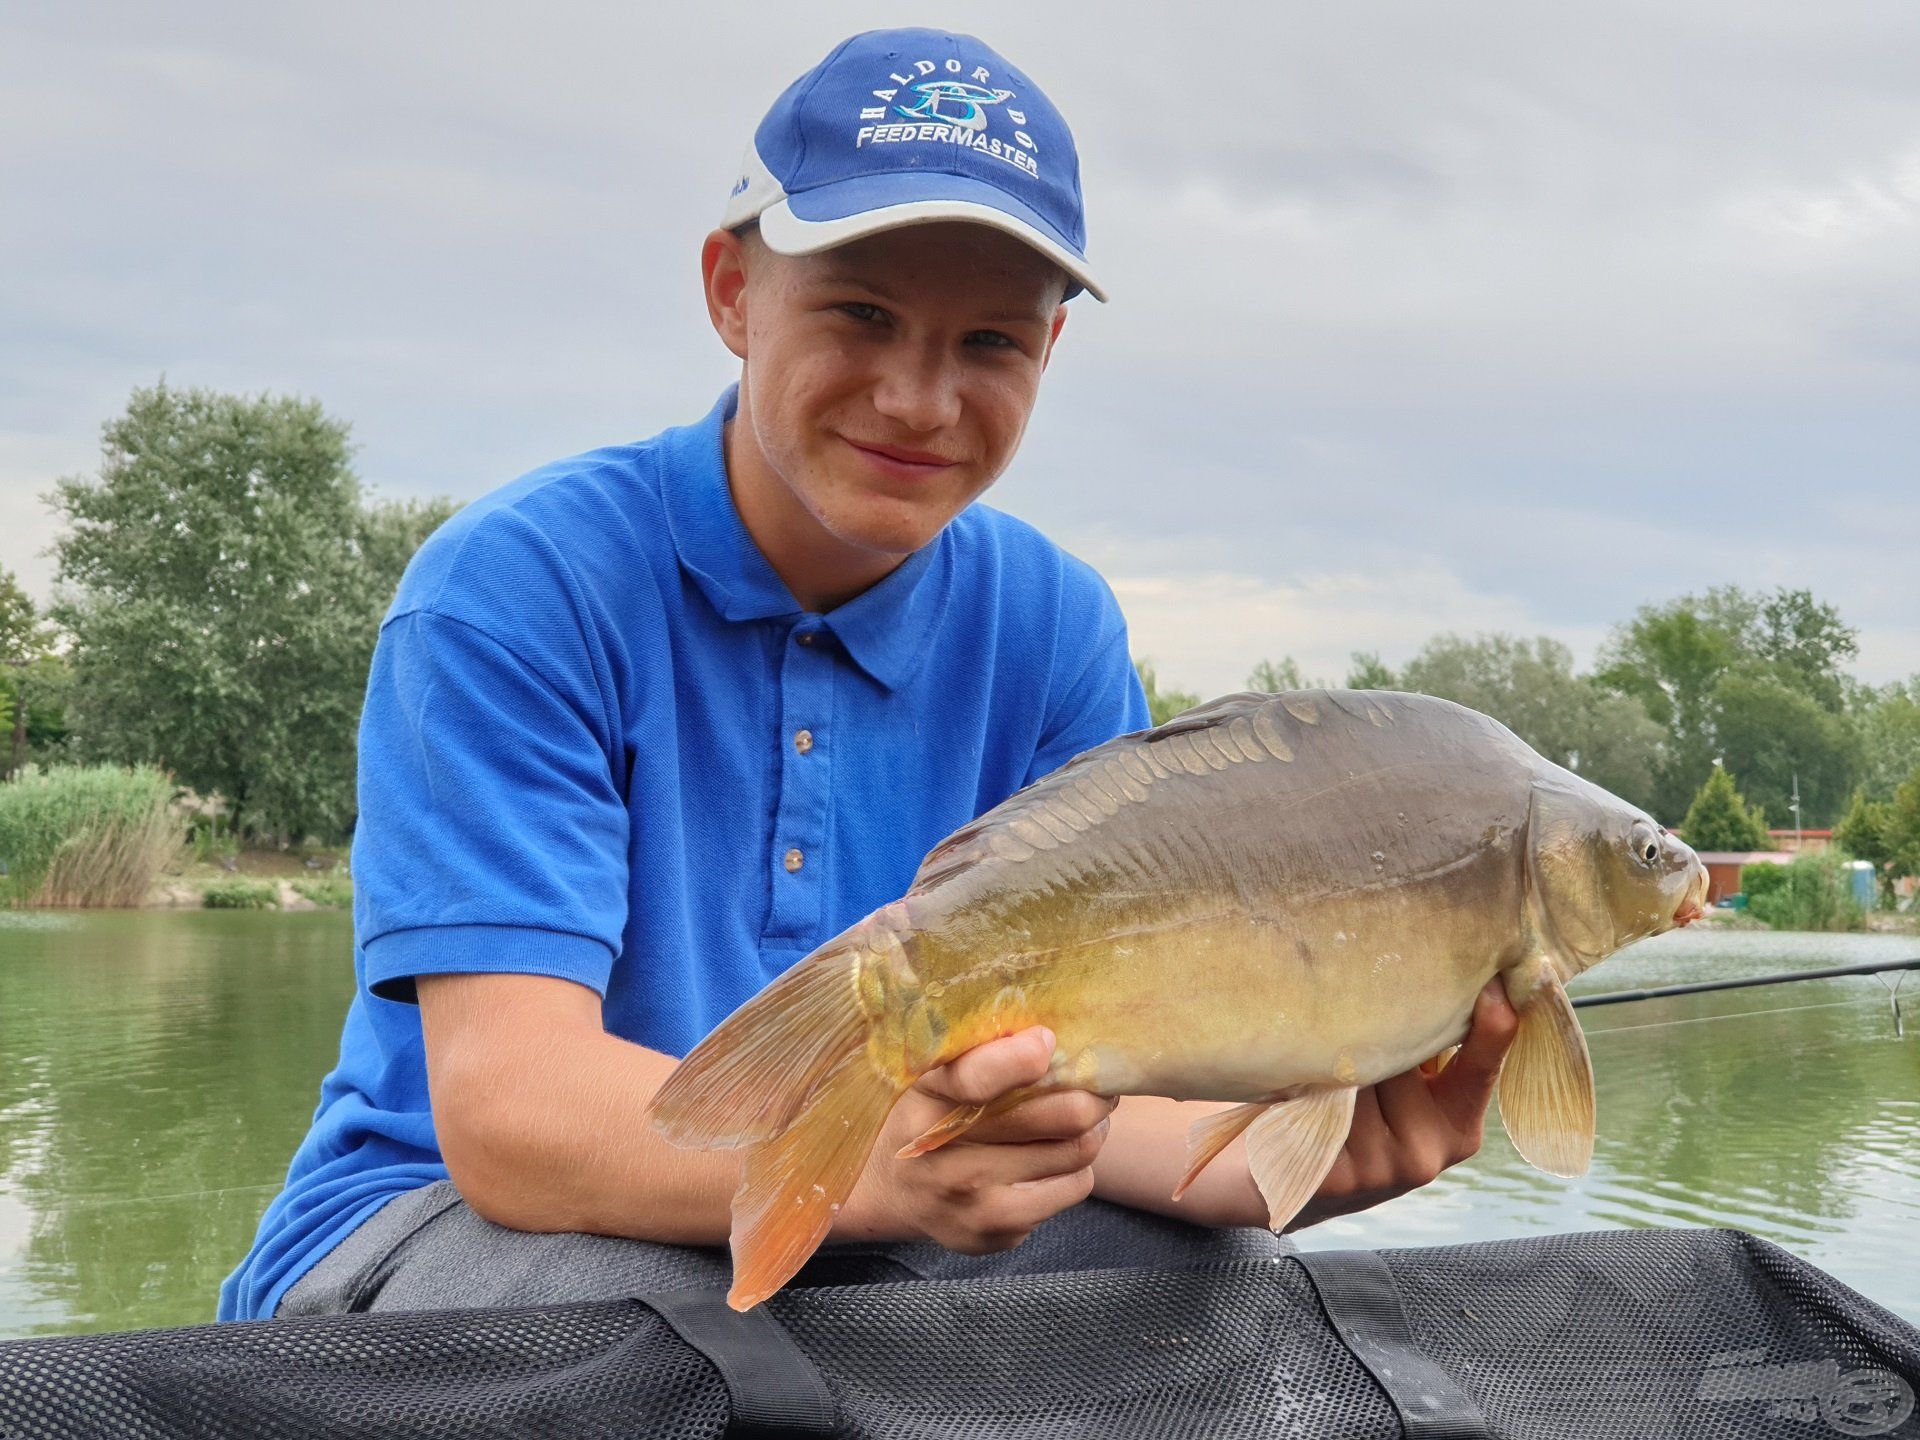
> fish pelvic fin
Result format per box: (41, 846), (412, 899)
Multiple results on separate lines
(727, 1049), (904, 1310)
(1245, 1087), (1357, 1231)
(1496, 966), (1596, 1178)
(897, 1084), (1057, 1160)
(1173, 1101), (1270, 1200)
(649, 925), (876, 1151)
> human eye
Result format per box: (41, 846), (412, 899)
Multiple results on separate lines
(836, 301), (887, 324)
(964, 329), (1019, 350)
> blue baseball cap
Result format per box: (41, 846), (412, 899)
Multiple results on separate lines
(721, 28), (1106, 302)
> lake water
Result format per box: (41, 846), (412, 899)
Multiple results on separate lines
(1, 910), (1916, 1338)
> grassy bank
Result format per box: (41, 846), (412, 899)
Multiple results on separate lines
(0, 765), (179, 907)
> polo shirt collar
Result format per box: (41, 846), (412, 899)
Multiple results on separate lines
(661, 385), (949, 692)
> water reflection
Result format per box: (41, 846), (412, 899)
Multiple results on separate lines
(0, 911), (355, 1336)
(1297, 926), (1920, 1322)
(0, 913), (1915, 1336)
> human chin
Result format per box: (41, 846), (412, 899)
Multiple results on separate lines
(811, 465), (962, 555)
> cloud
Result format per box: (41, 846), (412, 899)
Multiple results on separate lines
(2, 0), (1914, 685)
(1108, 565), (1596, 699)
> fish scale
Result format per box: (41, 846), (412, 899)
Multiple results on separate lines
(651, 688), (1710, 1310)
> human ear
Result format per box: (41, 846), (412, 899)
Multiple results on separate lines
(1040, 304), (1068, 371)
(702, 228), (751, 361)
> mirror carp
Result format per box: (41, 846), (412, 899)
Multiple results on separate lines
(651, 688), (1710, 1309)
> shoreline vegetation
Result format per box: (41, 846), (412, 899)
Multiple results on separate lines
(4, 385), (1918, 929)
(0, 762), (352, 911)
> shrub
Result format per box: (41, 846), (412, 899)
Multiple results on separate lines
(1746, 852), (1864, 933)
(0, 764), (180, 907)
(201, 877), (279, 910)
(291, 874), (353, 909)
(1740, 862), (1789, 902)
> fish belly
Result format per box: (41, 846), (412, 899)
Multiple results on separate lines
(963, 912), (1498, 1105)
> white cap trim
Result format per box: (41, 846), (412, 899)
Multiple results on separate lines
(758, 198), (1106, 303)
(719, 138), (1106, 302)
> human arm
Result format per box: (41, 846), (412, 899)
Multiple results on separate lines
(419, 971), (1115, 1252)
(1091, 980), (1521, 1230)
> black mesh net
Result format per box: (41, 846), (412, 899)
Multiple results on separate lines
(2, 1228), (1915, 1439)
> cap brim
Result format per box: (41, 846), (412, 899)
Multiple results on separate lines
(758, 174), (1107, 303)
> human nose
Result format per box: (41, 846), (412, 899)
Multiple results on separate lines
(869, 343), (963, 433)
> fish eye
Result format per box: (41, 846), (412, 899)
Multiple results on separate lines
(1629, 823), (1660, 867)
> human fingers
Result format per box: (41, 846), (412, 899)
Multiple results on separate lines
(1367, 1066), (1466, 1179)
(925, 1112), (1111, 1187)
(1430, 980), (1519, 1135)
(937, 1166), (1099, 1256)
(917, 1027), (1056, 1106)
(959, 1089), (1116, 1145)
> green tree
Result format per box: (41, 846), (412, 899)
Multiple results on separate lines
(1395, 633), (1666, 814)
(1755, 588), (1858, 712)
(1134, 659), (1200, 727)
(1834, 789), (1898, 905)
(1596, 586), (1861, 820)
(1, 567), (59, 780)
(1711, 670), (1858, 832)
(1346, 651), (1397, 690)
(48, 383), (456, 843)
(1850, 677), (1920, 800)
(1246, 656), (1307, 693)
(1680, 764), (1772, 852)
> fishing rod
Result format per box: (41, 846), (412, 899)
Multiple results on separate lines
(1572, 955), (1920, 1037)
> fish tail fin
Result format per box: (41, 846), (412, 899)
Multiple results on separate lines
(727, 1050), (903, 1310)
(647, 919), (911, 1310)
(650, 927), (878, 1151)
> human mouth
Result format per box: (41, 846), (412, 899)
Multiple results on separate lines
(839, 436), (961, 480)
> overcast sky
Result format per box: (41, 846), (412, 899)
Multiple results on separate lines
(5, 2), (1916, 697)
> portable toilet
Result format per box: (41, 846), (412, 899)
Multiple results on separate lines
(1846, 860), (1877, 908)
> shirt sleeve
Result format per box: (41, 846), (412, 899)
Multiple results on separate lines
(354, 608), (630, 1003)
(1021, 616), (1151, 788)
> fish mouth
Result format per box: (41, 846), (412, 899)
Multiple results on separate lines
(1671, 868), (1711, 927)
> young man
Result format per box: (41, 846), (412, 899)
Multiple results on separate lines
(219, 27), (1516, 1323)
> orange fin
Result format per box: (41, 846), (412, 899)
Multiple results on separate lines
(728, 1050), (903, 1310)
(1245, 1086), (1357, 1231)
(1173, 1101), (1270, 1200)
(650, 922), (872, 1150)
(896, 1084), (1054, 1159)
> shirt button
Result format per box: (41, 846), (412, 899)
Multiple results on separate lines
(796, 632), (814, 647)
(783, 847), (805, 873)
(793, 729), (814, 754)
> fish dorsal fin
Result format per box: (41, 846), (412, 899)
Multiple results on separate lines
(910, 692), (1338, 893)
(1496, 963), (1596, 1177)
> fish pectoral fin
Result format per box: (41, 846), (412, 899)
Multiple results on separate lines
(896, 1085), (1056, 1159)
(1496, 968), (1596, 1178)
(1174, 1101), (1270, 1200)
(1244, 1086), (1358, 1232)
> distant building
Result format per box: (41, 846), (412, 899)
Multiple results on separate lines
(1696, 850), (1790, 905)
(1768, 828), (1832, 855)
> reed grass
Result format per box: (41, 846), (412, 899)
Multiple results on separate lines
(0, 765), (181, 908)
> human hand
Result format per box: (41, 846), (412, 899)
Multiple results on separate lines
(1285, 978), (1520, 1230)
(833, 1026), (1116, 1254)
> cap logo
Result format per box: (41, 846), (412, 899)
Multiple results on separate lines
(895, 81), (1013, 132)
(856, 56), (1039, 178)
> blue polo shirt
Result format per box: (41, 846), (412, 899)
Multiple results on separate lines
(217, 386), (1148, 1322)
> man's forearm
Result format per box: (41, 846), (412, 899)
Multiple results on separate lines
(420, 975), (742, 1244)
(1091, 1095), (1271, 1228)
